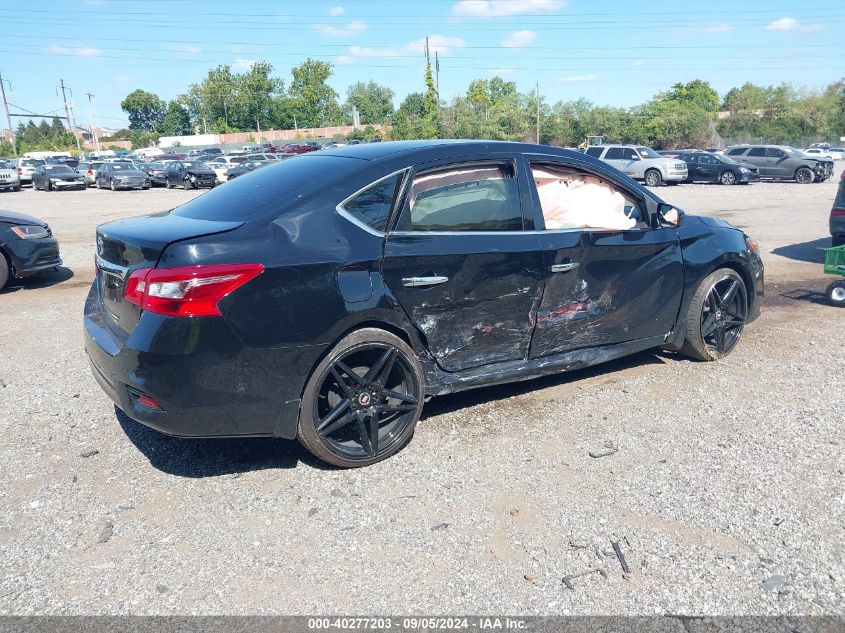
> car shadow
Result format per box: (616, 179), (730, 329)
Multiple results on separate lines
(771, 237), (832, 264)
(115, 407), (333, 477)
(0, 266), (75, 294)
(420, 350), (668, 420)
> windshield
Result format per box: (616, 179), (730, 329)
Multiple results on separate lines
(715, 154), (738, 165)
(785, 148), (808, 158)
(110, 163), (135, 171)
(183, 161), (209, 169)
(637, 147), (661, 158)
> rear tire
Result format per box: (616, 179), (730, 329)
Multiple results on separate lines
(680, 268), (748, 361)
(165, 178), (172, 189)
(827, 280), (845, 307)
(298, 328), (424, 468)
(794, 167), (813, 184)
(644, 169), (663, 187)
(0, 254), (8, 290)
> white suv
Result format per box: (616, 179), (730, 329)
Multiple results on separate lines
(585, 144), (688, 186)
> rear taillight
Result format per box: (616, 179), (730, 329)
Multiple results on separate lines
(87, 169), (93, 175)
(124, 264), (264, 317)
(746, 237), (759, 255)
(832, 210), (845, 217)
(17, 167), (22, 175)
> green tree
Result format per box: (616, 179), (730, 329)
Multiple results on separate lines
(419, 62), (440, 139)
(289, 58), (340, 127)
(345, 81), (394, 125)
(120, 89), (166, 132)
(390, 92), (426, 140)
(161, 101), (192, 136)
(664, 80), (719, 112)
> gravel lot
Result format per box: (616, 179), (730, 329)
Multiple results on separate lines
(0, 172), (843, 616)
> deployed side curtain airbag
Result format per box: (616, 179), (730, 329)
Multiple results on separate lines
(532, 166), (635, 231)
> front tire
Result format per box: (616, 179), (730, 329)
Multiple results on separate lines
(110, 179), (116, 191)
(298, 328), (425, 468)
(827, 280), (845, 307)
(183, 178), (192, 190)
(644, 169), (663, 187)
(165, 178), (172, 189)
(794, 167), (813, 184)
(680, 268), (748, 361)
(0, 254), (8, 290)
(719, 170), (736, 185)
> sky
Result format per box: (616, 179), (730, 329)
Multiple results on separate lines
(1, 0), (843, 130)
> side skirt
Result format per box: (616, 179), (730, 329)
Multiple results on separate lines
(423, 334), (667, 397)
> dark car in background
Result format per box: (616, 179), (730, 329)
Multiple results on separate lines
(724, 145), (834, 183)
(32, 164), (85, 191)
(0, 210), (62, 290)
(95, 162), (151, 191)
(224, 159), (270, 180)
(85, 140), (764, 468)
(831, 170), (845, 246)
(142, 162), (169, 186)
(164, 160), (217, 189)
(678, 151), (760, 185)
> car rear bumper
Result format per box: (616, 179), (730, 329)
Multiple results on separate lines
(4, 236), (62, 278)
(83, 283), (314, 439)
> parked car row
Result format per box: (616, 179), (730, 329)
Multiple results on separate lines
(584, 143), (835, 186)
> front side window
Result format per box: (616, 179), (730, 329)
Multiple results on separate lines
(681, 154), (699, 164)
(405, 163), (522, 232)
(340, 172), (403, 233)
(622, 147), (639, 160)
(531, 163), (645, 232)
(766, 148), (786, 159)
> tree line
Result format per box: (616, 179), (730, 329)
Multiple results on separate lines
(2, 58), (841, 156)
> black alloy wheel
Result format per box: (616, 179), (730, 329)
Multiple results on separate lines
(719, 170), (736, 185)
(795, 167), (813, 184)
(681, 268), (748, 361)
(298, 328), (424, 467)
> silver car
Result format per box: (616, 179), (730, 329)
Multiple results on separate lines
(585, 145), (688, 186)
(12, 158), (46, 186)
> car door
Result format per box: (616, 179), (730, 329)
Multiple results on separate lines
(765, 148), (789, 177)
(601, 147), (627, 174)
(381, 155), (544, 373)
(743, 147), (768, 175)
(698, 154), (719, 181)
(523, 154), (684, 358)
(682, 154), (700, 180)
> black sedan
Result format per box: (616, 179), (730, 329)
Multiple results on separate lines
(0, 210), (62, 289)
(95, 162), (151, 191)
(32, 164), (86, 191)
(678, 151), (760, 185)
(164, 161), (216, 189)
(85, 141), (764, 467)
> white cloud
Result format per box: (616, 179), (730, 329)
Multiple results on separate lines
(169, 44), (202, 54)
(501, 30), (537, 48)
(767, 17), (798, 30)
(703, 22), (732, 33)
(560, 74), (599, 83)
(452, 0), (565, 17)
(232, 59), (257, 72)
(313, 20), (366, 37)
(336, 55), (354, 65)
(48, 45), (101, 57)
(329, 6), (345, 16)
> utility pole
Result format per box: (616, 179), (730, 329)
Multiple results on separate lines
(435, 52), (440, 102)
(425, 36), (430, 66)
(0, 72), (15, 155)
(536, 80), (540, 144)
(85, 92), (99, 151)
(57, 79), (82, 153)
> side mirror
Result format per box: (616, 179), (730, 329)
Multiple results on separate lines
(657, 203), (684, 228)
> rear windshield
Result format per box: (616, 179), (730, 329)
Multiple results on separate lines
(22, 159), (46, 166)
(172, 155), (365, 222)
(46, 165), (74, 174)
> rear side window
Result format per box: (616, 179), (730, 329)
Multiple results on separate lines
(340, 172), (403, 233)
(172, 155), (367, 222)
(747, 148), (767, 157)
(404, 163), (522, 232)
(605, 148), (624, 160)
(585, 147), (604, 158)
(726, 148), (747, 156)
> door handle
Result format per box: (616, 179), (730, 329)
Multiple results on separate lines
(550, 262), (579, 273)
(402, 276), (449, 287)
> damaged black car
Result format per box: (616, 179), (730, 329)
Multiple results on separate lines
(85, 141), (764, 467)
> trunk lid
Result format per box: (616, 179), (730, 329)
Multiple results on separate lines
(95, 213), (243, 335)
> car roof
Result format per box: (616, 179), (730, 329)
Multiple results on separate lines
(314, 139), (595, 162)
